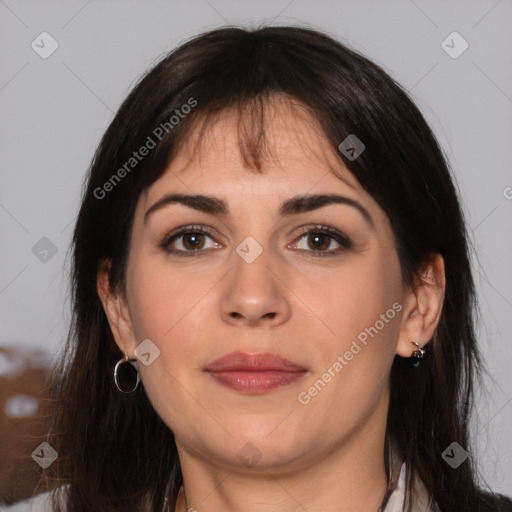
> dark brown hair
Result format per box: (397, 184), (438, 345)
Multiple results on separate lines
(41, 25), (512, 511)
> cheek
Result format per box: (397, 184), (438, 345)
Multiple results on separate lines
(126, 258), (212, 393)
(296, 259), (401, 430)
(127, 256), (208, 342)
(306, 254), (402, 345)
(125, 261), (207, 430)
(299, 252), (402, 419)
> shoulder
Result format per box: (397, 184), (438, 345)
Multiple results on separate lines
(1, 489), (64, 512)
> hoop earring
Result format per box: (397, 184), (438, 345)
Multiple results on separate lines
(409, 341), (427, 368)
(113, 354), (140, 393)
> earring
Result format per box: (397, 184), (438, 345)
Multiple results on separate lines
(113, 354), (140, 393)
(409, 341), (427, 368)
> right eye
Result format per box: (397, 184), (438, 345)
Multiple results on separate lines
(160, 225), (223, 256)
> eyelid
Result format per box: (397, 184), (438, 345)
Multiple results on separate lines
(165, 223), (216, 238)
(293, 223), (349, 240)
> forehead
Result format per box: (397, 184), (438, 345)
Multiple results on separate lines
(142, 95), (364, 203)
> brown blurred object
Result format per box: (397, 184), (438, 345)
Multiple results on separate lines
(0, 345), (55, 506)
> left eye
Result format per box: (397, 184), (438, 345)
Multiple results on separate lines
(290, 227), (352, 254)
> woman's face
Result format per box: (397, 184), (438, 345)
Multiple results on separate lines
(110, 97), (409, 473)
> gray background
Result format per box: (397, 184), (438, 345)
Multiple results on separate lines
(1, 0), (511, 496)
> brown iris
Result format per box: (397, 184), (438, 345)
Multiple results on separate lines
(182, 233), (205, 250)
(307, 232), (330, 251)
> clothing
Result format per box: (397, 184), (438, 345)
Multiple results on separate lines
(0, 492), (52, 512)
(2, 464), (440, 512)
(383, 462), (442, 512)
(379, 439), (441, 512)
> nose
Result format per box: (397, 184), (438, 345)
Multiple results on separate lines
(220, 245), (291, 328)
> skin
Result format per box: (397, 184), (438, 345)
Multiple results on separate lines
(98, 96), (445, 512)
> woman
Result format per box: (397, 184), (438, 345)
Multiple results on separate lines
(9, 25), (511, 511)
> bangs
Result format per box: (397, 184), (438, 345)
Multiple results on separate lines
(170, 92), (337, 175)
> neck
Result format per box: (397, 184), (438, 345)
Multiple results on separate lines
(174, 396), (390, 512)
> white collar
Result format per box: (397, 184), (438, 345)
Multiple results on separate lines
(382, 462), (408, 511)
(383, 462), (441, 512)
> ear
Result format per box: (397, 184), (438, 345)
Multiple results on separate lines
(96, 259), (137, 357)
(396, 253), (446, 357)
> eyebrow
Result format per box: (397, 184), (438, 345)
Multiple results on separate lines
(144, 193), (374, 229)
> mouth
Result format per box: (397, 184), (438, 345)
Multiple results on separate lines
(203, 351), (308, 394)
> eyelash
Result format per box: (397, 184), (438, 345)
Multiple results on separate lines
(159, 224), (353, 258)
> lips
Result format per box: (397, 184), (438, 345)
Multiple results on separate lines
(204, 352), (307, 394)
(205, 351), (307, 372)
